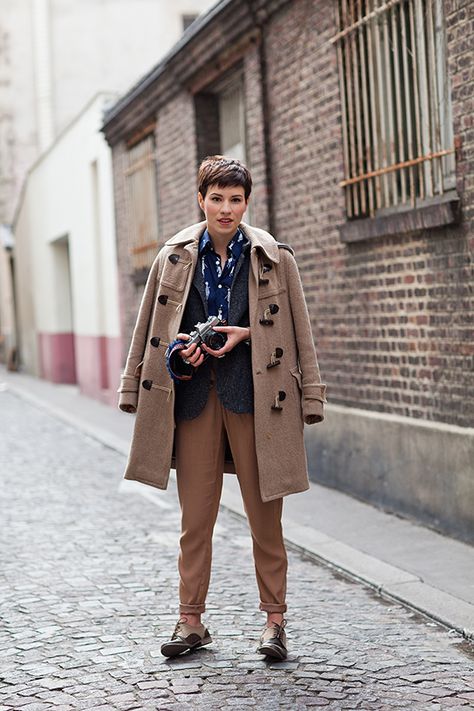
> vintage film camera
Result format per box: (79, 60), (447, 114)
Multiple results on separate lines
(181, 315), (227, 364)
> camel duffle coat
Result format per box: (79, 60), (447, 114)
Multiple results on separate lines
(118, 220), (327, 502)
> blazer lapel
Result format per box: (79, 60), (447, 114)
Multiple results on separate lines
(192, 255), (208, 318)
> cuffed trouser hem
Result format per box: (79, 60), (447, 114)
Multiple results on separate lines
(176, 373), (287, 619)
(259, 602), (287, 613)
(179, 603), (206, 614)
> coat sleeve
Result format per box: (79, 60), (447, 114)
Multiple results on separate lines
(284, 250), (327, 425)
(117, 252), (163, 414)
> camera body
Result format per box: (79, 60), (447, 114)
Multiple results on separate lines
(182, 315), (227, 364)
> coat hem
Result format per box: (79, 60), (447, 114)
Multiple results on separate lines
(259, 481), (310, 503)
(124, 473), (169, 491)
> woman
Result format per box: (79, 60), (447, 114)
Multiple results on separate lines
(118, 155), (327, 660)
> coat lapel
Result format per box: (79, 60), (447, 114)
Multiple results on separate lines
(165, 220), (280, 326)
(228, 245), (250, 325)
(165, 221), (280, 264)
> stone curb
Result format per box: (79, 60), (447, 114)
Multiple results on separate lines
(5, 379), (474, 642)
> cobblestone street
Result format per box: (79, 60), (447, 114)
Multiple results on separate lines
(1, 389), (473, 710)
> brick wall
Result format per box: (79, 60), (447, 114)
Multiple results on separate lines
(155, 92), (200, 240)
(111, 140), (135, 364)
(110, 0), (473, 427)
(262, 0), (473, 427)
(244, 44), (270, 231)
(113, 93), (199, 363)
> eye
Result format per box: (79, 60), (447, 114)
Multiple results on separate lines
(211, 196), (221, 202)
(232, 197), (243, 203)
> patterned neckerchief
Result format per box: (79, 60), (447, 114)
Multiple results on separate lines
(198, 227), (249, 323)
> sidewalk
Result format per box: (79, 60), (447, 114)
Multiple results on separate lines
(2, 366), (473, 640)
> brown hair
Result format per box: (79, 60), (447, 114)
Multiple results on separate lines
(197, 155), (252, 200)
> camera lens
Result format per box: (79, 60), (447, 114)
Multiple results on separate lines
(206, 331), (227, 350)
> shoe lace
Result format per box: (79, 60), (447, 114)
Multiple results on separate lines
(267, 618), (286, 639)
(172, 620), (187, 638)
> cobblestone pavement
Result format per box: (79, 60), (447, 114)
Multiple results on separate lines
(1, 389), (473, 711)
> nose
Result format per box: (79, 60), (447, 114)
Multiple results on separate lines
(220, 200), (232, 214)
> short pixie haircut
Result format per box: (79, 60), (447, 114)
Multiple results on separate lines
(198, 155), (252, 200)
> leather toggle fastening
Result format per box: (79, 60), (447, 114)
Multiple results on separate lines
(271, 390), (286, 411)
(258, 263), (272, 286)
(158, 294), (183, 312)
(167, 253), (192, 271)
(260, 303), (279, 326)
(150, 336), (169, 348)
(142, 380), (153, 390)
(267, 347), (283, 369)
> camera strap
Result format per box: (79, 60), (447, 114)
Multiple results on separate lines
(165, 338), (194, 382)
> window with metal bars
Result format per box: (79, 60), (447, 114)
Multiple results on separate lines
(332, 0), (456, 220)
(124, 132), (159, 275)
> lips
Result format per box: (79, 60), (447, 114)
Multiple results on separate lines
(218, 218), (233, 224)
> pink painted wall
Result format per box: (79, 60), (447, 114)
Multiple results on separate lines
(74, 334), (122, 406)
(38, 332), (122, 406)
(38, 332), (77, 384)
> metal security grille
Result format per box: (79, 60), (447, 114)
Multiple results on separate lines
(331, 0), (456, 219)
(124, 133), (159, 272)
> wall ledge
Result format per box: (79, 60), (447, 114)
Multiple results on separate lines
(321, 402), (474, 438)
(338, 190), (461, 243)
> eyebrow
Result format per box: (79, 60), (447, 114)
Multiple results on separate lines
(209, 192), (244, 198)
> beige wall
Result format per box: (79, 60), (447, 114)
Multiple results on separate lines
(2, 0), (215, 368)
(0, 227), (16, 365)
(1, 0), (216, 225)
(13, 94), (120, 372)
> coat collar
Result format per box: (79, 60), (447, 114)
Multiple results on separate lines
(164, 220), (281, 263)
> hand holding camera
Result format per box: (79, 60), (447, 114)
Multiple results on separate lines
(176, 314), (226, 366)
(166, 315), (250, 382)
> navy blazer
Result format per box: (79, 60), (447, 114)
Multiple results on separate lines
(174, 242), (253, 421)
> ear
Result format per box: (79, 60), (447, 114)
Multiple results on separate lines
(197, 192), (205, 212)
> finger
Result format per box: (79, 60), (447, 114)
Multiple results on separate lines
(194, 352), (205, 367)
(189, 346), (202, 363)
(176, 333), (190, 341)
(181, 342), (197, 358)
(203, 344), (228, 356)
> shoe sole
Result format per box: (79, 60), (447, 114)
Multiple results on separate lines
(161, 635), (213, 658)
(257, 643), (287, 660)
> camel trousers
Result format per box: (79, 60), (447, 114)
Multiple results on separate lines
(175, 371), (288, 615)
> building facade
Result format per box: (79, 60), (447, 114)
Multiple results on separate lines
(13, 94), (123, 404)
(1, 0), (216, 368)
(102, 0), (474, 542)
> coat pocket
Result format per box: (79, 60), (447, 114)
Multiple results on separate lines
(134, 359), (144, 377)
(160, 258), (192, 292)
(290, 365), (303, 393)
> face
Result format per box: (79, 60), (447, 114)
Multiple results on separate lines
(198, 184), (248, 241)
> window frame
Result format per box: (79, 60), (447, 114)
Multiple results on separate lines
(123, 127), (160, 280)
(331, 0), (459, 241)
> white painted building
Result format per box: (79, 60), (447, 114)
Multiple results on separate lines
(0, 225), (16, 368)
(13, 93), (123, 404)
(1, 0), (215, 225)
(1, 0), (216, 374)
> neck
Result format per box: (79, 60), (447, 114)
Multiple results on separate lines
(206, 227), (237, 252)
